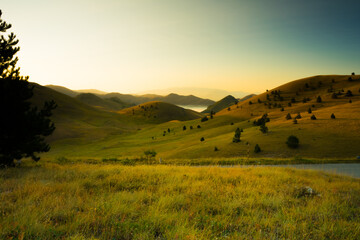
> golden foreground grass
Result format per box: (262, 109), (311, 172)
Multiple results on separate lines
(1, 163), (359, 239)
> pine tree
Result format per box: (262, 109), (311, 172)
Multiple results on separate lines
(331, 113), (335, 119)
(232, 128), (241, 143)
(286, 113), (292, 120)
(259, 123), (268, 134)
(254, 144), (261, 153)
(0, 10), (56, 167)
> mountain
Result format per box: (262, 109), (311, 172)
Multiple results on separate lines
(202, 95), (239, 113)
(75, 93), (134, 111)
(76, 89), (108, 95)
(139, 87), (252, 101)
(118, 101), (204, 123)
(46, 85), (79, 97)
(153, 93), (214, 106)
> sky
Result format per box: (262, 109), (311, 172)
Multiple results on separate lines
(1, 0), (360, 95)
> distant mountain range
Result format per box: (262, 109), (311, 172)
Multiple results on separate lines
(46, 85), (215, 107)
(138, 87), (252, 101)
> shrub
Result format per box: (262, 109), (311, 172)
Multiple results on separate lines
(197, 125), (201, 128)
(295, 113), (302, 119)
(286, 113), (292, 120)
(200, 137), (205, 142)
(331, 113), (335, 119)
(183, 126), (186, 130)
(286, 135), (299, 148)
(214, 147), (219, 151)
(311, 115), (317, 120)
(254, 144), (261, 153)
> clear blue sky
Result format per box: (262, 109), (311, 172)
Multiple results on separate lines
(2, 0), (359, 93)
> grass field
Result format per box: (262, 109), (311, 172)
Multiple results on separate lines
(1, 163), (359, 239)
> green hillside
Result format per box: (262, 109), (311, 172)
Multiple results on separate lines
(118, 101), (204, 123)
(202, 95), (238, 113)
(36, 75), (360, 162)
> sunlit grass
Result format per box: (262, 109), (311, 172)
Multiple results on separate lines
(1, 163), (359, 239)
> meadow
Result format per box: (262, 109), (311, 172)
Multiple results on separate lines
(1, 163), (359, 239)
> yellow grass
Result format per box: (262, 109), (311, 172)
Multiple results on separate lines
(1, 163), (359, 239)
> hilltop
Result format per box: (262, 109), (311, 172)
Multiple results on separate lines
(202, 95), (238, 113)
(118, 101), (204, 123)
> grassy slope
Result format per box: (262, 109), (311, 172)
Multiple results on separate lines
(202, 95), (238, 113)
(118, 101), (204, 123)
(40, 75), (360, 161)
(1, 163), (359, 239)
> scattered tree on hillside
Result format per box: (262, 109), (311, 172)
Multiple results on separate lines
(308, 108), (312, 114)
(257, 99), (262, 103)
(248, 101), (252, 105)
(197, 125), (201, 128)
(295, 113), (302, 119)
(349, 99), (352, 103)
(214, 146), (219, 151)
(311, 114), (317, 120)
(183, 126), (186, 131)
(228, 107), (231, 111)
(144, 150), (157, 161)
(254, 144), (261, 153)
(0, 10), (57, 167)
(232, 128), (241, 143)
(281, 107), (284, 111)
(230, 122), (234, 125)
(288, 102), (292, 107)
(331, 113), (335, 119)
(253, 114), (269, 126)
(286, 135), (299, 149)
(348, 77), (353, 82)
(200, 137), (205, 142)
(259, 123), (268, 134)
(305, 83), (309, 89)
(286, 113), (292, 120)
(190, 126), (193, 130)
(167, 128), (170, 133)
(293, 119), (298, 124)
(352, 72), (355, 75)
(291, 97), (296, 103)
(331, 92), (338, 99)
(316, 96), (322, 103)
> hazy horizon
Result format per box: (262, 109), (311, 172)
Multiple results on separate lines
(2, 0), (360, 95)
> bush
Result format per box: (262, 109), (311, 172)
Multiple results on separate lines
(286, 135), (299, 148)
(214, 147), (219, 151)
(254, 144), (261, 153)
(311, 115), (317, 120)
(200, 137), (205, 142)
(183, 126), (187, 130)
(331, 113), (335, 119)
(197, 125), (201, 129)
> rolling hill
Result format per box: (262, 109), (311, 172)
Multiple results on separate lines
(202, 95), (239, 113)
(75, 93), (134, 111)
(38, 74), (360, 161)
(118, 101), (204, 123)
